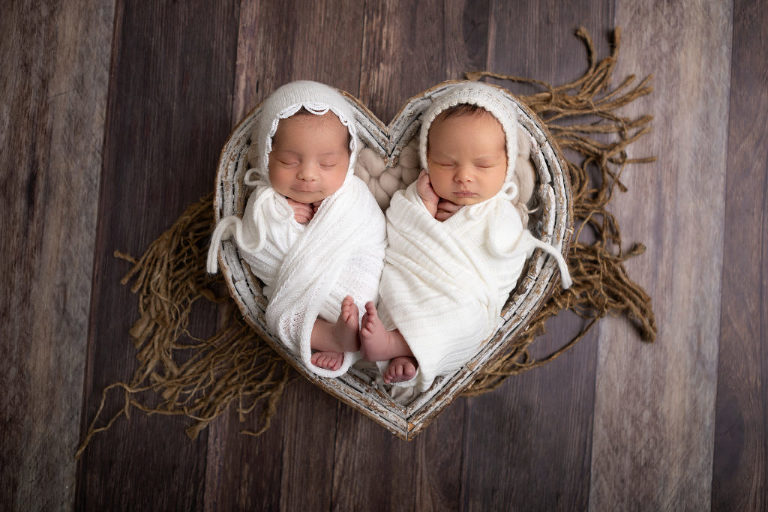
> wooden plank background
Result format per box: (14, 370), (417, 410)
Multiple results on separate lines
(1, 0), (765, 510)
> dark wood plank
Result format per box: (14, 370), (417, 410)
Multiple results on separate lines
(358, 0), (490, 124)
(232, 0), (366, 122)
(75, 1), (239, 510)
(461, 2), (613, 510)
(0, 1), (114, 510)
(591, 2), (732, 509)
(712, 0), (768, 509)
(204, 2), (366, 510)
(462, 315), (597, 511)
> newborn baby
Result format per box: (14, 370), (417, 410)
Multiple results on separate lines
(359, 81), (572, 391)
(208, 80), (386, 377)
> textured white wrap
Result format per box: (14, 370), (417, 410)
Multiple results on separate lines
(208, 80), (386, 378)
(211, 173), (386, 377)
(380, 80), (572, 392)
(379, 182), (566, 391)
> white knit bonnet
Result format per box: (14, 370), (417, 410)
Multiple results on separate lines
(419, 81), (519, 185)
(246, 80), (359, 186)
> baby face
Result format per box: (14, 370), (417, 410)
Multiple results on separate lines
(426, 109), (507, 206)
(268, 112), (350, 204)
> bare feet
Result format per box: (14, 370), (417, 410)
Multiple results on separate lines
(360, 302), (414, 362)
(310, 296), (360, 371)
(311, 351), (344, 371)
(384, 356), (418, 383)
(334, 296), (360, 352)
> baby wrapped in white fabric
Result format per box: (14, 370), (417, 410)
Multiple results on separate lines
(207, 81), (386, 378)
(359, 81), (572, 392)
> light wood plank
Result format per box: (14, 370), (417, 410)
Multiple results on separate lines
(712, 0), (768, 508)
(462, 2), (613, 510)
(0, 1), (114, 510)
(590, 1), (732, 509)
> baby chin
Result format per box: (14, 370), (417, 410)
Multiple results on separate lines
(450, 191), (483, 205)
(289, 188), (327, 203)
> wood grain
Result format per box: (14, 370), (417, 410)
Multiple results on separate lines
(6, 0), (767, 509)
(327, 2), (485, 509)
(462, 2), (613, 510)
(0, 1), (114, 510)
(358, 0), (476, 123)
(590, 1), (732, 509)
(75, 1), (239, 510)
(712, 0), (768, 509)
(206, 2), (367, 510)
(232, 0), (365, 123)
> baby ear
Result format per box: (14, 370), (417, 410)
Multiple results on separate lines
(513, 127), (535, 207)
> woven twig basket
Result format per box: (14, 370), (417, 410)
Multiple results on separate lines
(213, 81), (572, 439)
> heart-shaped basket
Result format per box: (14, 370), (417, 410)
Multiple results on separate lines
(213, 80), (572, 440)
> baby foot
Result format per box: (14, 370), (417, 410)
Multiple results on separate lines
(333, 296), (360, 353)
(384, 356), (418, 384)
(311, 351), (344, 371)
(361, 303), (414, 363)
(360, 302), (390, 361)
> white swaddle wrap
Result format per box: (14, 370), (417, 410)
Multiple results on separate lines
(379, 82), (572, 392)
(207, 81), (386, 378)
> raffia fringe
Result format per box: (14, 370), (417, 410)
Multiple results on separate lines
(77, 27), (655, 456)
(463, 27), (656, 394)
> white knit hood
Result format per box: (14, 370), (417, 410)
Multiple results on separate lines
(248, 80), (360, 187)
(418, 81), (519, 192)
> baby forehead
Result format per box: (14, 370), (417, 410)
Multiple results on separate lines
(430, 105), (503, 131)
(278, 110), (346, 130)
(428, 106), (506, 140)
(273, 110), (351, 144)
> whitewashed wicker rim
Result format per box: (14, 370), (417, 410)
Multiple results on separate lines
(213, 81), (572, 440)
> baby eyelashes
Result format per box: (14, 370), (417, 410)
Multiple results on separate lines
(286, 197), (321, 224)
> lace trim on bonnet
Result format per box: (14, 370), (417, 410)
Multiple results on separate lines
(244, 81), (360, 187)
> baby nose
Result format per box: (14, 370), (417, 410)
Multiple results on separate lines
(296, 164), (319, 181)
(454, 166), (473, 182)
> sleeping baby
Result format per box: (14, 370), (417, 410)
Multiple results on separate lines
(359, 81), (572, 391)
(208, 80), (386, 377)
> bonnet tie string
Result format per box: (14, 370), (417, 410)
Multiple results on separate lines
(523, 231), (573, 289)
(207, 170), (292, 274)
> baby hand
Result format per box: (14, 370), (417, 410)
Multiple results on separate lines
(286, 197), (314, 224)
(416, 170), (439, 218)
(435, 200), (461, 221)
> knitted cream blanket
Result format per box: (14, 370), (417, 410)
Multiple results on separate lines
(209, 173), (386, 378)
(378, 182), (570, 392)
